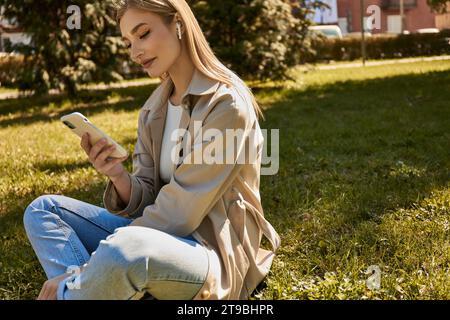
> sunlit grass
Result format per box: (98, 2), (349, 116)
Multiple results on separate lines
(1, 59), (449, 299)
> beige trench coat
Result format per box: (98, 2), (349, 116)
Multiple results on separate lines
(103, 68), (281, 300)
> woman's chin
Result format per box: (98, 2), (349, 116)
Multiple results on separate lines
(147, 69), (162, 78)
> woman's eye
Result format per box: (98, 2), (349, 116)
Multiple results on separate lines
(140, 30), (151, 39)
(124, 30), (150, 49)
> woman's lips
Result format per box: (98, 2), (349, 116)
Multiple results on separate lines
(142, 58), (157, 69)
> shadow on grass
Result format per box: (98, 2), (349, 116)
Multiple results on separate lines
(251, 69), (450, 286)
(33, 159), (92, 174)
(0, 83), (158, 128)
(259, 69), (450, 232)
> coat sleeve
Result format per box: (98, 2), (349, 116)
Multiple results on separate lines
(129, 94), (250, 236)
(102, 109), (157, 218)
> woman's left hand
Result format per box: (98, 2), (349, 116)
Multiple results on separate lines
(37, 273), (71, 300)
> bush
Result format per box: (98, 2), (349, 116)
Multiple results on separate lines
(0, 53), (24, 87)
(190, 0), (320, 81)
(0, 1), (126, 96)
(305, 30), (450, 63)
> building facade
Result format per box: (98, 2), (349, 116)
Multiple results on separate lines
(313, 0), (450, 34)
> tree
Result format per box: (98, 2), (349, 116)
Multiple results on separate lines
(0, 1), (124, 96)
(1, 0), (327, 92)
(428, 0), (450, 13)
(189, 0), (326, 82)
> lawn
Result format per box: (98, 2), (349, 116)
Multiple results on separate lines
(0, 59), (449, 299)
(0, 87), (18, 95)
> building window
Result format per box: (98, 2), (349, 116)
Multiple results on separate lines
(363, 17), (373, 33)
(387, 15), (402, 34)
(338, 17), (348, 35)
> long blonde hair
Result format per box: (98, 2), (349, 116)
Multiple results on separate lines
(113, 0), (264, 120)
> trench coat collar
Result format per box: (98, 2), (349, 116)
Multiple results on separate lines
(141, 68), (221, 112)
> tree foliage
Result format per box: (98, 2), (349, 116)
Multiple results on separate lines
(0, 0), (326, 93)
(0, 0), (124, 96)
(189, 0), (326, 81)
(427, 0), (450, 13)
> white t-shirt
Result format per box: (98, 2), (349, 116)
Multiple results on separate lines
(159, 99), (183, 183)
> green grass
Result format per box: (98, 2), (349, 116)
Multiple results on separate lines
(1, 59), (450, 299)
(0, 87), (18, 95)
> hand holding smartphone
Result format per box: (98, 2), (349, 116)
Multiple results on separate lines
(60, 112), (129, 179)
(60, 112), (128, 158)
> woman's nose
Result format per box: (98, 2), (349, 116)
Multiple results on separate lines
(131, 47), (144, 63)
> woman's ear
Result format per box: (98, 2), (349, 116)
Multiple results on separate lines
(174, 13), (184, 32)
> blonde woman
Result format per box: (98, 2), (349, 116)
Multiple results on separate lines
(23, 0), (280, 300)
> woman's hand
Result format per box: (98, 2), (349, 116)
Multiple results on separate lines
(80, 133), (129, 179)
(37, 273), (72, 300)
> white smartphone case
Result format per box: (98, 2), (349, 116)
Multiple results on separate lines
(60, 112), (128, 158)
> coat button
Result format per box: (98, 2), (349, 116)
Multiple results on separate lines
(201, 290), (210, 299)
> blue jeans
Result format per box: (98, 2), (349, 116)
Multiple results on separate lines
(23, 195), (209, 300)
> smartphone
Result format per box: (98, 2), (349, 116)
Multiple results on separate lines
(60, 112), (128, 158)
